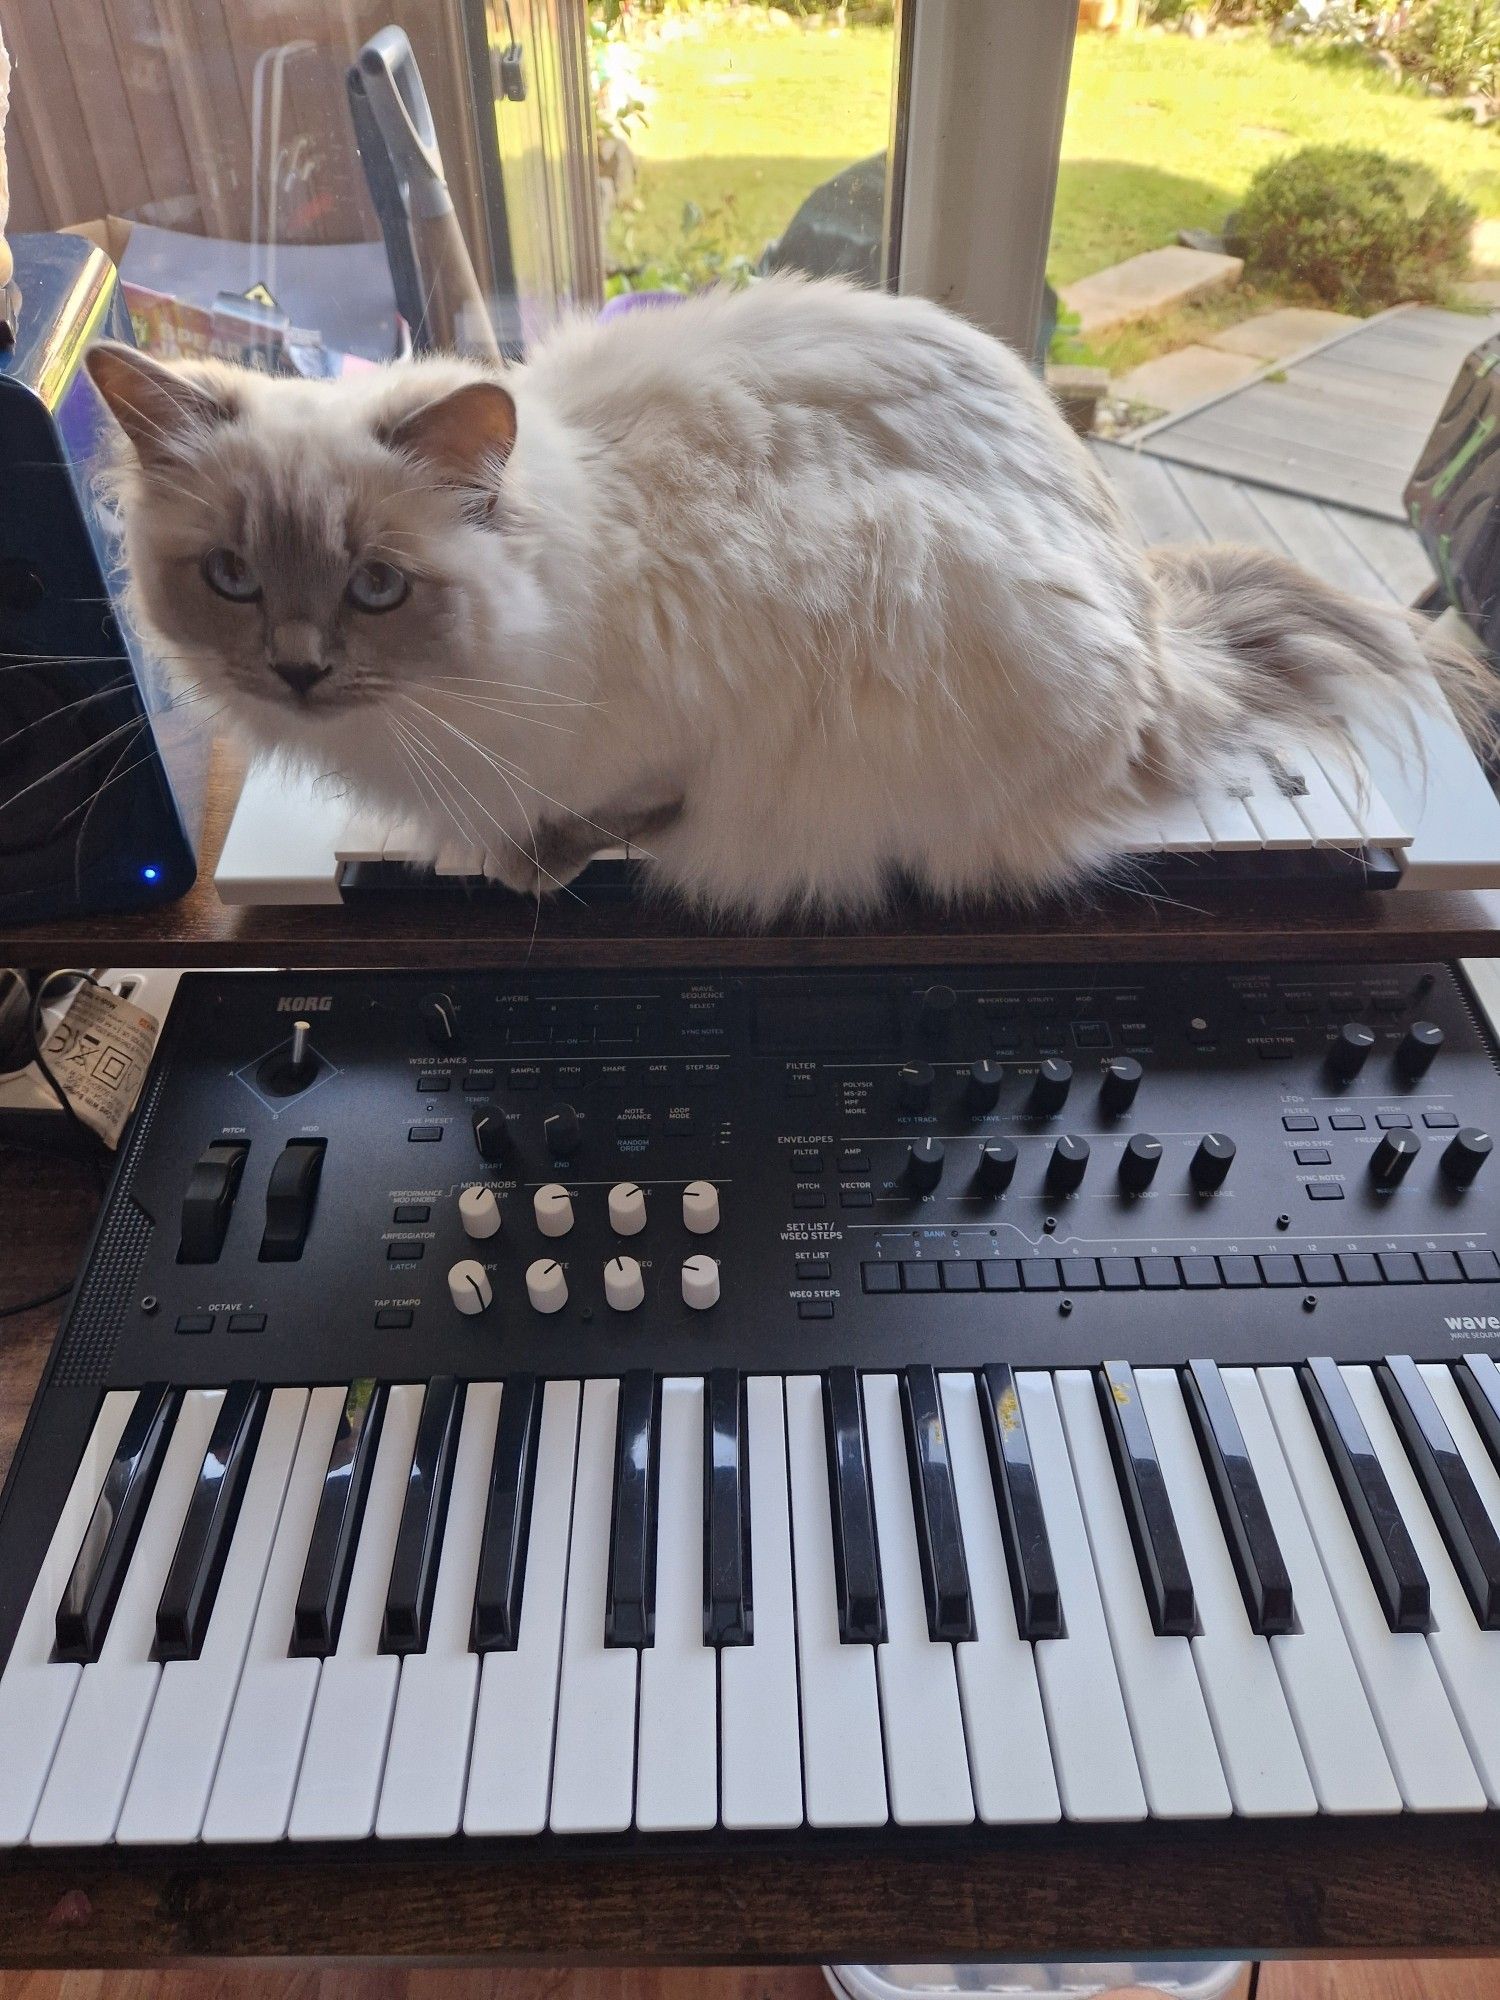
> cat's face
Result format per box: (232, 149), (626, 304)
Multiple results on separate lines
(85, 345), (520, 736)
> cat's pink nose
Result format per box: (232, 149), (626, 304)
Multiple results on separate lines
(272, 660), (331, 697)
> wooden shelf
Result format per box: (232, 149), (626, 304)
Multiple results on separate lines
(4, 746), (1500, 970)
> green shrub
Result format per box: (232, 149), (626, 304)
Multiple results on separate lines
(1392, 0), (1500, 96)
(1236, 143), (1475, 311)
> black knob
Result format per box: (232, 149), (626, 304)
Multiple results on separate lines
(1328, 1022), (1376, 1081)
(1047, 1133), (1090, 1194)
(1442, 1126), (1492, 1188)
(1372, 1130), (1421, 1184)
(418, 991), (460, 1048)
(472, 1106), (510, 1166)
(967, 1059), (1003, 1115)
(919, 984), (958, 1043)
(897, 1060), (935, 1113)
(543, 1103), (582, 1158)
(1030, 1057), (1073, 1117)
(1190, 1132), (1236, 1192)
(976, 1138), (1018, 1195)
(906, 1136), (946, 1193)
(1119, 1132), (1162, 1194)
(1397, 1021), (1444, 1079)
(1100, 1057), (1142, 1117)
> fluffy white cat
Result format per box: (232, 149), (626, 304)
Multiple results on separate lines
(87, 277), (1491, 914)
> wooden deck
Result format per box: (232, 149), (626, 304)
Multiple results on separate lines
(1090, 436), (1435, 606)
(1122, 303), (1500, 521)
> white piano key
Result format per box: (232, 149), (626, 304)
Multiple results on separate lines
(1264, 745), (1364, 848)
(287, 1384), (424, 1841)
(213, 759), (349, 906)
(1135, 1370), (1315, 1818)
(1221, 1371), (1399, 1814)
(862, 1374), (974, 1826)
(1313, 749), (1410, 849)
(0, 1393), (135, 1846)
(720, 1376), (804, 1831)
(1192, 781), (1263, 853)
(376, 1383), (501, 1839)
(1259, 1366), (1483, 1812)
(116, 1388), (308, 1845)
(333, 811), (397, 865)
(549, 1378), (639, 1834)
(202, 1386), (344, 1842)
(636, 1379), (718, 1832)
(1016, 1373), (1145, 1823)
(1355, 1365), (1500, 1804)
(1151, 792), (1218, 854)
(465, 1380), (581, 1836)
(433, 842), (486, 878)
(1054, 1371), (1230, 1819)
(937, 1373), (1059, 1825)
(785, 1373), (888, 1828)
(30, 1391), (223, 1847)
(1228, 757), (1312, 849)
(381, 823), (429, 865)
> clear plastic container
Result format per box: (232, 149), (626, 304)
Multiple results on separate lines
(825, 1963), (1247, 2000)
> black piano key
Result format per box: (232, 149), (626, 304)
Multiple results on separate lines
(605, 1370), (661, 1648)
(703, 1368), (753, 1648)
(1379, 1355), (1500, 1629)
(292, 1380), (388, 1657)
(155, 1381), (268, 1661)
(900, 1364), (975, 1643)
(822, 1368), (886, 1645)
(1301, 1355), (1431, 1633)
(977, 1362), (1063, 1641)
(1183, 1357), (1295, 1636)
(56, 1384), (181, 1664)
(1457, 1353), (1500, 1475)
(382, 1376), (465, 1654)
(472, 1374), (543, 1652)
(1098, 1360), (1196, 1638)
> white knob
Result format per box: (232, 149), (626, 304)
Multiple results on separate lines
(682, 1254), (720, 1311)
(534, 1183), (575, 1238)
(447, 1259), (493, 1316)
(608, 1181), (648, 1235)
(683, 1179), (720, 1235)
(459, 1185), (501, 1240)
(604, 1254), (646, 1312)
(526, 1258), (569, 1314)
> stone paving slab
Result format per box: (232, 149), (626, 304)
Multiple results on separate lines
(1206, 306), (1359, 360)
(1117, 343), (1262, 414)
(1060, 245), (1243, 336)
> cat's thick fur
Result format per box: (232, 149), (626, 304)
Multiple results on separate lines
(87, 278), (1493, 915)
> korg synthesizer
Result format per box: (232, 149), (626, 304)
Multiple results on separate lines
(2, 961), (1500, 1848)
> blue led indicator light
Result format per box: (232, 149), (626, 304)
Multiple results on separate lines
(141, 865), (160, 882)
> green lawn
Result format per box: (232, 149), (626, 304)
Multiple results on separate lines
(605, 18), (1500, 298)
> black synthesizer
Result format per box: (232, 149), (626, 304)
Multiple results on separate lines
(3, 960), (1500, 1848)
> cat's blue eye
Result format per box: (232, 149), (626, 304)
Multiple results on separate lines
(347, 560), (409, 614)
(201, 547), (260, 603)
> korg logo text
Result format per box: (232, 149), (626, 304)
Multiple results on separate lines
(1446, 1315), (1500, 1333)
(278, 995), (332, 1013)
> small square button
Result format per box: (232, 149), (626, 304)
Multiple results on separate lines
(1330, 1113), (1366, 1131)
(175, 1313), (214, 1335)
(1298, 1254), (1342, 1287)
(1378, 1251), (1421, 1284)
(387, 1240), (424, 1260)
(1139, 1256), (1181, 1289)
(1295, 1147), (1332, 1166)
(228, 1312), (267, 1332)
(417, 1073), (450, 1093)
(1307, 1182), (1345, 1201)
(408, 1124), (442, 1143)
(393, 1203), (430, 1224)
(1020, 1259), (1060, 1291)
(1339, 1252), (1383, 1284)
(793, 1187), (827, 1210)
(506, 1065), (542, 1091)
(981, 1259), (1020, 1291)
(1282, 1114), (1319, 1132)
(791, 1148), (824, 1172)
(839, 1186), (873, 1209)
(1460, 1251), (1500, 1282)
(798, 1299), (835, 1320)
(1377, 1112), (1413, 1131)
(1060, 1257), (1101, 1290)
(838, 1147), (872, 1173)
(902, 1263), (940, 1292)
(862, 1262), (900, 1293)
(1424, 1111), (1460, 1130)
(1100, 1256), (1141, 1290)
(1419, 1251), (1463, 1283)
(941, 1261), (981, 1292)
(375, 1308), (414, 1329)
(1218, 1254), (1261, 1287)
(799, 1254), (833, 1281)
(784, 1073), (817, 1098)
(463, 1068), (496, 1093)
(1179, 1255), (1220, 1289)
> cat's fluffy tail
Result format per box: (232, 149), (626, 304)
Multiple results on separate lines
(1144, 543), (1498, 784)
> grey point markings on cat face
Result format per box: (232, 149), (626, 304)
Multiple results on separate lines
(84, 278), (1494, 916)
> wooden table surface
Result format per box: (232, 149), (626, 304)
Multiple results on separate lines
(5, 746), (1500, 970)
(7, 1148), (1500, 1967)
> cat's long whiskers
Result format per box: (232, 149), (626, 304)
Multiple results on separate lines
(388, 709), (568, 910)
(404, 675), (598, 705)
(391, 706), (563, 897)
(0, 715), (152, 816)
(402, 684), (579, 735)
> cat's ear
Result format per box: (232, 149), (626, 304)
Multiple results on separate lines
(86, 342), (234, 467)
(382, 380), (517, 496)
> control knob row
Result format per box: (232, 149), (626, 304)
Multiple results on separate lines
(446, 1253), (719, 1314)
(1326, 1020), (1445, 1081)
(459, 1179), (720, 1239)
(1370, 1126), (1491, 1186)
(898, 1056), (1143, 1119)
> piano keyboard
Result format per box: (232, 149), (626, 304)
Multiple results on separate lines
(11, 1354), (1500, 1845)
(211, 691), (1500, 903)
